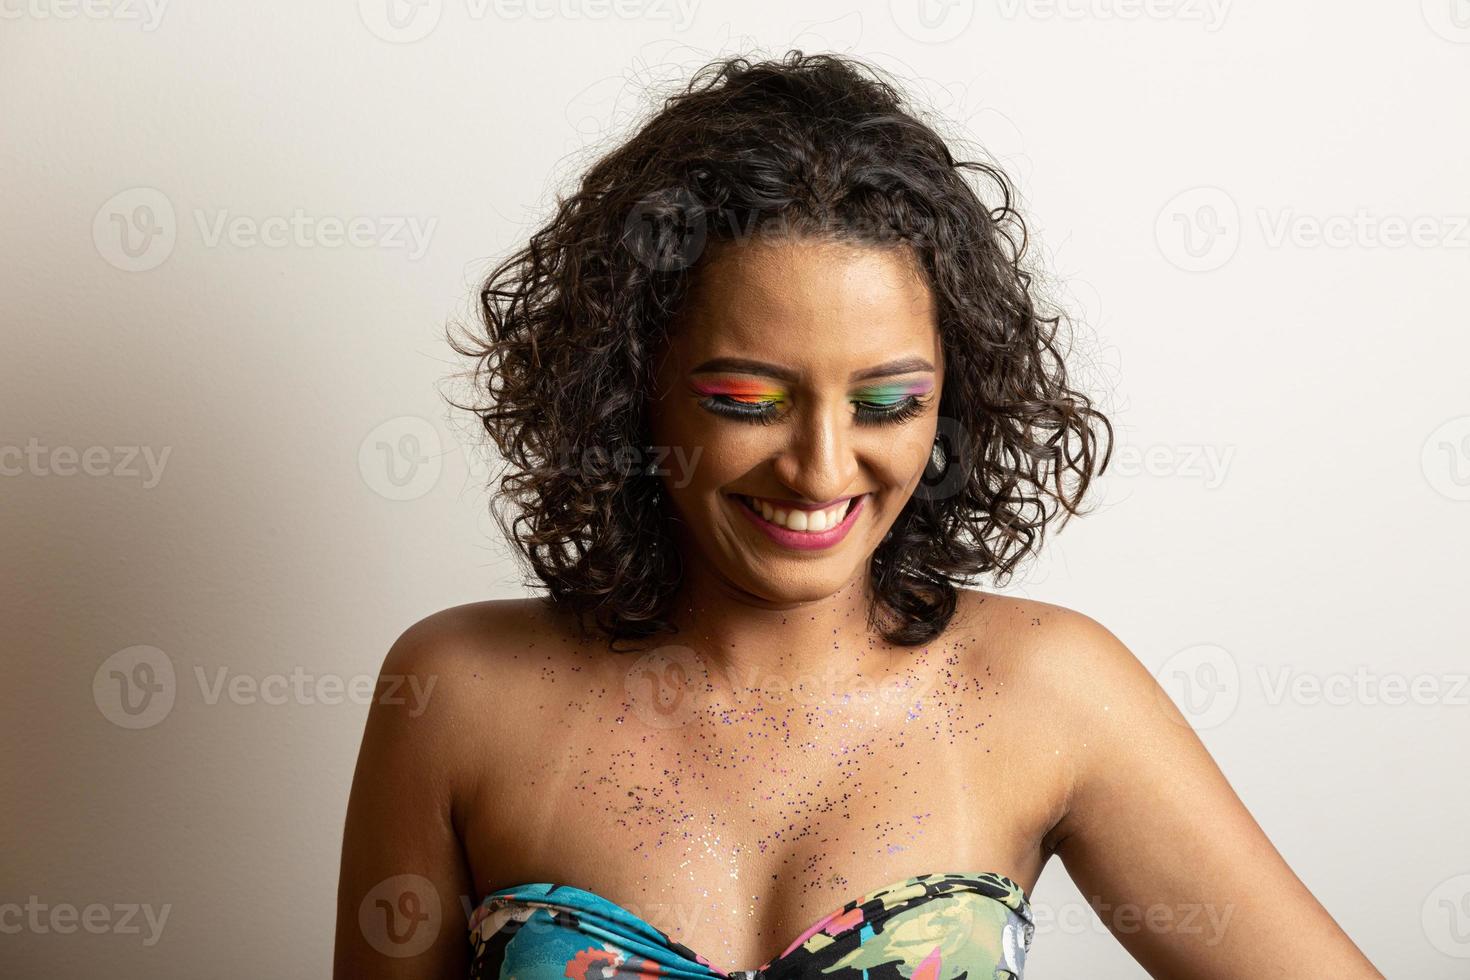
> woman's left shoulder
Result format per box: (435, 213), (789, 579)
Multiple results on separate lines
(951, 588), (1150, 703)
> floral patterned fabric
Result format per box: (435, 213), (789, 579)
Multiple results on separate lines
(468, 871), (1034, 980)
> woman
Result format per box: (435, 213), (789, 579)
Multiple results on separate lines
(334, 51), (1382, 979)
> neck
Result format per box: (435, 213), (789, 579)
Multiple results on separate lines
(660, 559), (900, 694)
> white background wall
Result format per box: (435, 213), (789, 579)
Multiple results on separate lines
(3, 2), (1468, 977)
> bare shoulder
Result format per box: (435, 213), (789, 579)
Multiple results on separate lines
(949, 588), (1154, 842)
(948, 590), (1384, 975)
(360, 597), (590, 784)
(951, 587), (1143, 697)
(379, 596), (587, 698)
(336, 598), (574, 975)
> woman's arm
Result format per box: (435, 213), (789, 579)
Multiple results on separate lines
(334, 619), (476, 978)
(1044, 613), (1383, 979)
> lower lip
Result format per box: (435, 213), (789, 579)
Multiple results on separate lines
(729, 493), (866, 551)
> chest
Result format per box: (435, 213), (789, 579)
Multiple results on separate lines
(461, 675), (1059, 970)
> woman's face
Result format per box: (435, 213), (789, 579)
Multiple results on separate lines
(648, 235), (944, 604)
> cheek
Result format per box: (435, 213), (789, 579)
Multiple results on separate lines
(891, 422), (940, 476)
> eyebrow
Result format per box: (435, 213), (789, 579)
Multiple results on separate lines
(690, 356), (936, 383)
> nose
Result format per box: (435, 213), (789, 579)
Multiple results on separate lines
(770, 398), (860, 504)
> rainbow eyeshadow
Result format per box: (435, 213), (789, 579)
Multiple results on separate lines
(690, 377), (787, 404)
(851, 379), (935, 405)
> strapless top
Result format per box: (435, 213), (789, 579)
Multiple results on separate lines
(468, 871), (1034, 979)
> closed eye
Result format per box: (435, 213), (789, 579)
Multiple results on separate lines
(699, 392), (931, 426)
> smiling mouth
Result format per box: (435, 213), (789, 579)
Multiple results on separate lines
(730, 493), (860, 534)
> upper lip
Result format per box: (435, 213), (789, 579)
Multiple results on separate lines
(734, 492), (863, 512)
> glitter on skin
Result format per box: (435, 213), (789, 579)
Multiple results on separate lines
(523, 605), (1014, 971)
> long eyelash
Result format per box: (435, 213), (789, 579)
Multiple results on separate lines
(853, 394), (929, 426)
(700, 395), (784, 425)
(702, 394), (931, 426)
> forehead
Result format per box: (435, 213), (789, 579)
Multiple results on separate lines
(673, 237), (941, 370)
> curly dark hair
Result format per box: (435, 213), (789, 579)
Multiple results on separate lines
(450, 49), (1111, 651)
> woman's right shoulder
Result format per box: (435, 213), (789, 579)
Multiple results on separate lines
(355, 597), (585, 786)
(378, 596), (576, 700)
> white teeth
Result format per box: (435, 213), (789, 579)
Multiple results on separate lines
(745, 495), (853, 533)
